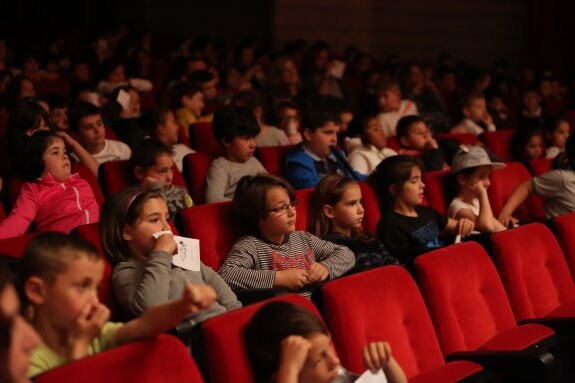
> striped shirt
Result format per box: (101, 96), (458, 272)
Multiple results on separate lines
(219, 231), (355, 298)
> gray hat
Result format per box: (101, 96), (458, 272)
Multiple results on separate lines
(451, 146), (505, 174)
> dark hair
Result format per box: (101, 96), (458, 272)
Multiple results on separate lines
(302, 109), (338, 133)
(99, 57), (125, 84)
(6, 98), (52, 148)
(376, 79), (401, 94)
(188, 70), (214, 87)
(461, 91), (485, 109)
(18, 130), (63, 182)
(396, 115), (425, 140)
(4, 75), (35, 110)
(545, 115), (570, 137)
(20, 232), (101, 286)
(168, 81), (203, 110)
(509, 127), (543, 163)
(130, 138), (173, 170)
(68, 100), (101, 132)
(212, 105), (260, 147)
(100, 187), (165, 264)
(244, 301), (327, 383)
(233, 174), (295, 236)
(140, 107), (170, 137)
(369, 155), (424, 212)
(347, 114), (379, 147)
(232, 90), (267, 116)
(42, 92), (68, 110)
(445, 166), (479, 202)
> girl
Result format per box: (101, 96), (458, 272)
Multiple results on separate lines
(218, 174), (355, 299)
(310, 175), (400, 268)
(447, 146), (507, 233)
(102, 187), (241, 324)
(369, 155), (475, 262)
(244, 301), (407, 383)
(21, 232), (217, 377)
(130, 138), (193, 221)
(509, 127), (543, 165)
(0, 131), (100, 239)
(346, 115), (397, 176)
(545, 116), (571, 159)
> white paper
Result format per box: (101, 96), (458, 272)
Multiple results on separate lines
(355, 369), (387, 383)
(152, 231), (201, 272)
(329, 60), (346, 79)
(454, 234), (462, 244)
(87, 92), (100, 107)
(117, 89), (131, 110)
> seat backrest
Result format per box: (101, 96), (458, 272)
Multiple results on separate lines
(190, 122), (221, 157)
(436, 132), (480, 147)
(294, 188), (314, 231)
(423, 170), (451, 215)
(72, 163), (105, 207)
(415, 242), (518, 355)
(0, 233), (39, 258)
(179, 202), (239, 270)
(0, 202), (5, 221)
(358, 181), (380, 235)
(182, 152), (216, 205)
(492, 223), (575, 321)
(104, 127), (119, 140)
(487, 162), (545, 222)
(202, 294), (320, 383)
(257, 145), (293, 176)
(529, 158), (552, 176)
(321, 266), (447, 378)
(481, 130), (515, 161)
(177, 124), (191, 147)
(35, 334), (204, 383)
(386, 136), (401, 152)
(553, 212), (575, 279)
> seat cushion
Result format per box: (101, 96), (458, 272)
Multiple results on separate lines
(478, 323), (554, 351)
(409, 361), (483, 383)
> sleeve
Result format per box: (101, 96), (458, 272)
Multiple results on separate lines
(96, 80), (116, 95)
(347, 151), (370, 176)
(304, 232), (355, 279)
(532, 171), (564, 198)
(111, 252), (173, 316)
(447, 199), (466, 219)
(0, 183), (37, 239)
(218, 238), (276, 290)
(277, 129), (290, 146)
(119, 141), (132, 160)
(80, 179), (100, 223)
(200, 263), (242, 311)
(284, 156), (318, 189)
(128, 78), (153, 92)
(205, 159), (229, 203)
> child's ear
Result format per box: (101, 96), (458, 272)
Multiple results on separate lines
(303, 127), (313, 141)
(456, 173), (466, 186)
(462, 106), (471, 118)
(389, 184), (398, 197)
(399, 136), (410, 148)
(254, 106), (263, 120)
(25, 277), (47, 305)
(122, 225), (133, 242)
(134, 166), (144, 181)
(323, 204), (335, 219)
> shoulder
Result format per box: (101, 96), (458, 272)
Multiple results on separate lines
(105, 139), (131, 153)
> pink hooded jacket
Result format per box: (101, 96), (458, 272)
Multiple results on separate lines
(0, 173), (100, 239)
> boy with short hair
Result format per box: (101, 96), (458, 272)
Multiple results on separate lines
(283, 109), (366, 189)
(169, 81), (211, 136)
(205, 105), (268, 203)
(450, 92), (496, 135)
(68, 101), (131, 165)
(376, 80), (419, 137)
(396, 115), (449, 172)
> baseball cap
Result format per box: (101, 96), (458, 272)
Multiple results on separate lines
(451, 146), (505, 174)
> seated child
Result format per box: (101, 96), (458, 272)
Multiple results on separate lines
(188, 69), (219, 105)
(375, 79), (418, 137)
(205, 105), (268, 203)
(0, 131), (100, 239)
(101, 85), (147, 149)
(499, 133), (575, 225)
(102, 187), (241, 322)
(509, 127), (543, 165)
(346, 115), (397, 175)
(44, 93), (69, 131)
(169, 81), (211, 137)
(96, 57), (152, 96)
(233, 90), (289, 147)
(141, 107), (195, 172)
(21, 232), (217, 377)
(450, 92), (496, 135)
(396, 115), (448, 171)
(518, 88), (545, 129)
(310, 175), (400, 268)
(369, 155), (475, 262)
(284, 109), (366, 190)
(545, 116), (570, 159)
(447, 146), (507, 233)
(219, 174), (355, 299)
(274, 100), (303, 145)
(68, 101), (131, 165)
(244, 301), (407, 383)
(130, 139), (193, 221)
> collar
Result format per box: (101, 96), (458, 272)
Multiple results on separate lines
(303, 144), (336, 162)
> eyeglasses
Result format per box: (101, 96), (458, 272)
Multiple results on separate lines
(267, 199), (300, 215)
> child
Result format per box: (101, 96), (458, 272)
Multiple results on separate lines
(188, 69), (219, 104)
(369, 155), (475, 261)
(310, 175), (400, 268)
(499, 133), (575, 225)
(0, 131), (100, 239)
(68, 101), (131, 165)
(96, 57), (152, 96)
(545, 116), (570, 159)
(376, 79), (418, 137)
(102, 187), (241, 323)
(396, 115), (448, 172)
(284, 109), (366, 190)
(130, 139), (193, 221)
(509, 127), (543, 165)
(518, 88), (545, 129)
(346, 115), (397, 175)
(44, 93), (69, 131)
(21, 232), (217, 377)
(274, 100), (303, 145)
(169, 81), (210, 136)
(447, 147), (507, 233)
(218, 174), (355, 298)
(450, 92), (496, 135)
(205, 105), (268, 203)
(244, 301), (407, 383)
(141, 107), (195, 172)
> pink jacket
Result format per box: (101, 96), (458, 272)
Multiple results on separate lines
(0, 174), (100, 239)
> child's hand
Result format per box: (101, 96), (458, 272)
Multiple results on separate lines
(362, 341), (392, 373)
(153, 233), (177, 255)
(482, 110), (494, 126)
(425, 137), (439, 150)
(498, 212), (519, 228)
(182, 283), (217, 314)
(142, 176), (161, 189)
(308, 263), (329, 283)
(468, 181), (487, 197)
(274, 269), (310, 291)
(70, 303), (110, 360)
(457, 218), (475, 237)
(277, 336), (312, 379)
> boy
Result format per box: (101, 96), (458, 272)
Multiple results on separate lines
(188, 69), (219, 104)
(170, 81), (211, 137)
(376, 80), (419, 137)
(396, 115), (449, 172)
(518, 88), (545, 129)
(450, 92), (496, 135)
(205, 105), (268, 203)
(68, 101), (131, 165)
(284, 109), (366, 189)
(274, 100), (302, 145)
(44, 93), (69, 131)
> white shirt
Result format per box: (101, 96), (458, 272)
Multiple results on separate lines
(347, 145), (398, 175)
(377, 100), (419, 137)
(92, 139), (131, 165)
(173, 143), (194, 172)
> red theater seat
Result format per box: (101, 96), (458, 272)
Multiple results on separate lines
(257, 145), (293, 175)
(423, 170), (450, 215)
(529, 158), (552, 176)
(177, 124), (191, 148)
(182, 152), (216, 205)
(481, 130), (515, 161)
(358, 181), (380, 235)
(436, 132), (480, 147)
(72, 163), (105, 207)
(0, 233), (39, 257)
(294, 188), (313, 231)
(553, 212), (575, 279)
(189, 122), (221, 157)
